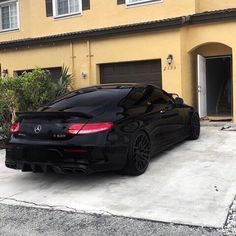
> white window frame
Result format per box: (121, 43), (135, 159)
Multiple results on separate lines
(53, 0), (82, 19)
(0, 0), (19, 32)
(125, 0), (161, 6)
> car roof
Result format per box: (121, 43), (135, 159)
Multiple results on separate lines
(78, 83), (160, 90)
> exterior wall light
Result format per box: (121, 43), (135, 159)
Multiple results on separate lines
(81, 72), (87, 79)
(167, 54), (173, 65)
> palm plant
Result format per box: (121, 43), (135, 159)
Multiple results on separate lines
(55, 65), (73, 97)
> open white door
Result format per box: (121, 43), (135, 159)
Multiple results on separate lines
(197, 54), (207, 118)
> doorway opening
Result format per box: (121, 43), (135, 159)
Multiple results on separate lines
(206, 56), (232, 118)
(197, 54), (232, 120)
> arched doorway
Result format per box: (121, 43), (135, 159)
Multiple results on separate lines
(191, 43), (233, 120)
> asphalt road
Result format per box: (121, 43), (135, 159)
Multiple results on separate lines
(0, 204), (224, 236)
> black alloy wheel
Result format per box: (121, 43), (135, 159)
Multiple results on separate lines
(189, 112), (200, 140)
(122, 131), (151, 176)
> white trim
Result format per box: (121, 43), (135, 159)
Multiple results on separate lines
(197, 54), (207, 118)
(0, 0), (17, 6)
(16, 0), (20, 30)
(52, 0), (57, 17)
(0, 27), (18, 33)
(53, 11), (81, 19)
(53, 12), (83, 21)
(206, 55), (232, 60)
(125, 0), (162, 7)
(53, 0), (82, 19)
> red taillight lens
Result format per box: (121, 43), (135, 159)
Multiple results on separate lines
(65, 124), (85, 135)
(66, 122), (113, 135)
(10, 122), (20, 133)
(79, 122), (113, 134)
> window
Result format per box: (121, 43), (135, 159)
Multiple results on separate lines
(122, 87), (147, 108)
(126, 0), (160, 6)
(150, 88), (175, 111)
(42, 88), (129, 113)
(53, 0), (81, 18)
(0, 0), (19, 32)
(14, 67), (62, 81)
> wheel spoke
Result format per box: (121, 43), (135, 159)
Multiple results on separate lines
(191, 115), (200, 138)
(133, 134), (151, 172)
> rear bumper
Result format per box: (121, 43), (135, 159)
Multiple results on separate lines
(6, 160), (91, 174)
(5, 144), (128, 174)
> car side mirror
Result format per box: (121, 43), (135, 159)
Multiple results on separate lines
(175, 97), (184, 106)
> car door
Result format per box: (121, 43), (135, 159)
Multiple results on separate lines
(119, 86), (163, 154)
(150, 89), (183, 148)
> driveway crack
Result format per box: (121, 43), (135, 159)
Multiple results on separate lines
(223, 195), (236, 235)
(0, 196), (115, 216)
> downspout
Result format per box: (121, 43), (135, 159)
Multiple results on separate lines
(70, 41), (75, 77)
(87, 40), (92, 85)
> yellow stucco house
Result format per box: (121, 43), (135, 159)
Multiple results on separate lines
(0, 0), (236, 121)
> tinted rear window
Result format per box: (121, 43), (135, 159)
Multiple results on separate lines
(40, 88), (131, 112)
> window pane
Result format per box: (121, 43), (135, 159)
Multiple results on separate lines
(69, 0), (79, 13)
(10, 3), (17, 28)
(57, 0), (69, 15)
(1, 6), (10, 30)
(122, 87), (147, 107)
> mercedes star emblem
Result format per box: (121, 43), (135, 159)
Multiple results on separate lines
(34, 125), (42, 134)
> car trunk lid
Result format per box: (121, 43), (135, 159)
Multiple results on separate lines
(16, 112), (92, 140)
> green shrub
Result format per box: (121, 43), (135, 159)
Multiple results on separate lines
(0, 67), (72, 146)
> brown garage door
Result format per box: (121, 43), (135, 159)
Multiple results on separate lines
(100, 60), (162, 87)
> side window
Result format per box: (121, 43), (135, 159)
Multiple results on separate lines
(121, 87), (147, 108)
(150, 89), (166, 105)
(150, 89), (174, 110)
(162, 93), (175, 107)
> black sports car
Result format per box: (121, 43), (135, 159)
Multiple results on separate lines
(5, 84), (200, 176)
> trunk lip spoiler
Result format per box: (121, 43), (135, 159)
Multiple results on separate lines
(16, 111), (93, 119)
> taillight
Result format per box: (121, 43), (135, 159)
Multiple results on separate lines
(79, 123), (113, 134)
(65, 124), (85, 135)
(10, 122), (20, 133)
(66, 122), (113, 135)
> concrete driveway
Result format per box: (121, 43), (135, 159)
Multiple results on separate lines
(0, 127), (236, 228)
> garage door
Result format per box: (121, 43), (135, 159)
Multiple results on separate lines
(100, 60), (162, 87)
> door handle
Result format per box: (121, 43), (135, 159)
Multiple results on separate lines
(198, 85), (202, 93)
(160, 105), (171, 114)
(160, 109), (166, 114)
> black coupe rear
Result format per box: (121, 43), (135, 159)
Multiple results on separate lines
(5, 84), (200, 176)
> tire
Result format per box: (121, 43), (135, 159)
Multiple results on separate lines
(122, 131), (151, 176)
(189, 112), (200, 140)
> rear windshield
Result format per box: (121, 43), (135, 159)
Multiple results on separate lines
(40, 87), (131, 112)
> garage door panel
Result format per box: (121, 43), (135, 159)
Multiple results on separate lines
(100, 60), (162, 87)
(102, 66), (114, 75)
(114, 65), (130, 74)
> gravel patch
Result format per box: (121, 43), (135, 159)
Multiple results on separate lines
(0, 204), (225, 236)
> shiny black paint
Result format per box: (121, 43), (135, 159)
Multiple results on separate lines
(5, 84), (197, 174)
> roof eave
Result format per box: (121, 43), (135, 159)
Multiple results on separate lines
(1, 8), (236, 50)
